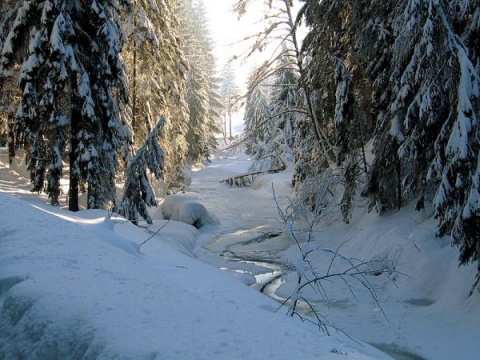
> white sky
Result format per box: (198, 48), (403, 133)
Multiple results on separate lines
(201, 0), (306, 131)
(202, 0), (267, 89)
(202, 1), (306, 88)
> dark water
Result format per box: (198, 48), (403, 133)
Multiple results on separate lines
(205, 228), (428, 360)
(371, 344), (427, 360)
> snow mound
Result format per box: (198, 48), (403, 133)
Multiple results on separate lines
(158, 194), (219, 228)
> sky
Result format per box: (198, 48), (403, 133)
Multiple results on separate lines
(202, 0), (243, 67)
(203, 0), (268, 87)
(202, 0), (278, 132)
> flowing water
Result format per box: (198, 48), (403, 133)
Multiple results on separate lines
(204, 228), (427, 360)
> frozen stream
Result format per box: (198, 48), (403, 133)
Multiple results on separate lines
(203, 228), (425, 360)
(189, 154), (436, 360)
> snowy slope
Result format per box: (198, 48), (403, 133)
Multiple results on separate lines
(0, 151), (388, 359)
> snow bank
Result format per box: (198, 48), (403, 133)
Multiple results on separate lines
(0, 193), (387, 359)
(276, 200), (480, 360)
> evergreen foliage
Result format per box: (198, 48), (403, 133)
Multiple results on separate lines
(243, 75), (272, 159)
(244, 54), (301, 174)
(122, 0), (190, 191)
(176, 0), (220, 164)
(0, 0), (132, 209)
(298, 0), (480, 273)
(238, 0), (479, 278)
(220, 62), (241, 142)
(118, 118), (165, 225)
(0, 0), (478, 286)
(361, 0), (479, 268)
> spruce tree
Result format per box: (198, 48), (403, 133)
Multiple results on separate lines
(177, 0), (219, 164)
(118, 118), (165, 225)
(122, 0), (190, 191)
(220, 62), (241, 143)
(245, 53), (301, 174)
(0, 1), (19, 165)
(0, 0), (132, 210)
(243, 74), (272, 159)
(362, 1), (480, 269)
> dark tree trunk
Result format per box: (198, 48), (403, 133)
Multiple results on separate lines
(132, 45), (137, 133)
(396, 154), (402, 210)
(69, 75), (80, 212)
(69, 107), (80, 212)
(7, 112), (15, 165)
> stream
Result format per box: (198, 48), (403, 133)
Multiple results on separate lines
(203, 227), (427, 360)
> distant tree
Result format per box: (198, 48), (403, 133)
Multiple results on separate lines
(245, 52), (302, 174)
(234, 0), (337, 189)
(243, 74), (272, 158)
(220, 62), (241, 142)
(177, 0), (220, 164)
(186, 65), (211, 163)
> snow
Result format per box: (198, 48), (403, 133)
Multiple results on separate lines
(1, 148), (479, 360)
(184, 152), (480, 360)
(0, 149), (387, 359)
(158, 194), (219, 229)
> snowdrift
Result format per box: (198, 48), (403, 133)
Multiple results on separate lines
(158, 194), (219, 228)
(0, 193), (387, 359)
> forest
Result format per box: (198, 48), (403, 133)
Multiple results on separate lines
(0, 0), (479, 292)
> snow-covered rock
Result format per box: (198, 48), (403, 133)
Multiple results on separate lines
(158, 195), (219, 228)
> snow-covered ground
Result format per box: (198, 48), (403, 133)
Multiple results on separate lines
(1, 148), (479, 359)
(0, 150), (389, 359)
(182, 151), (480, 360)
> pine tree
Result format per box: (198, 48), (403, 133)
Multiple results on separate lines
(0, 0), (20, 165)
(177, 0), (220, 164)
(122, 0), (190, 191)
(0, 0), (132, 210)
(243, 74), (272, 158)
(186, 65), (211, 163)
(118, 118), (165, 225)
(299, 0), (374, 220)
(245, 52), (302, 174)
(360, 1), (480, 269)
(220, 62), (240, 142)
(239, 0), (480, 273)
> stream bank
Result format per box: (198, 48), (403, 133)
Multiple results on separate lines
(203, 228), (427, 360)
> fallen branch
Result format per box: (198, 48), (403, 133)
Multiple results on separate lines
(139, 220), (170, 247)
(220, 166), (286, 186)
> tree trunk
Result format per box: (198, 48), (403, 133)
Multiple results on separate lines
(69, 75), (80, 212)
(283, 0), (336, 164)
(396, 154), (402, 210)
(131, 3), (138, 135)
(223, 113), (227, 143)
(7, 111), (15, 165)
(132, 45), (137, 133)
(228, 111), (232, 140)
